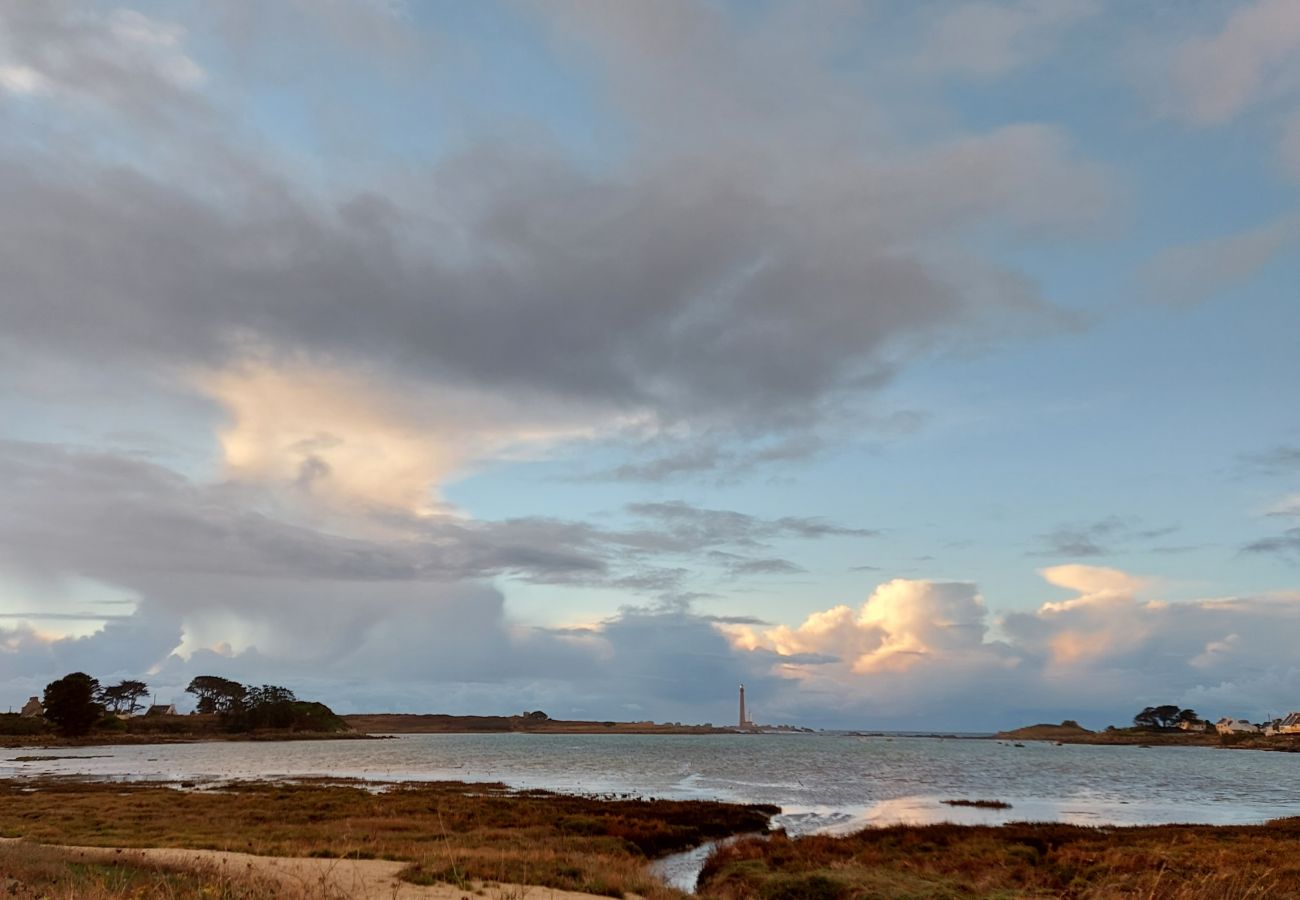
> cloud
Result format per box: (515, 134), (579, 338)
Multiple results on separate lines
(1031, 516), (1176, 558)
(1266, 494), (1300, 517)
(752, 579), (994, 675)
(721, 565), (1300, 728)
(1242, 444), (1300, 473)
(201, 358), (598, 512)
(1242, 527), (1300, 562)
(918, 0), (1099, 78)
(1165, 0), (1300, 126)
(626, 501), (876, 548)
(0, 3), (205, 121)
(0, 1), (1110, 463)
(1145, 216), (1300, 306)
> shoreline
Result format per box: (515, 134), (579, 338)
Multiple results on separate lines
(994, 721), (1300, 752)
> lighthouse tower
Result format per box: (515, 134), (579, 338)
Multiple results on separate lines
(738, 683), (747, 729)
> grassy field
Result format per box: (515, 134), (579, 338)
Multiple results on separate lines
(698, 818), (1300, 899)
(6, 778), (1300, 898)
(0, 841), (283, 899)
(0, 778), (775, 898)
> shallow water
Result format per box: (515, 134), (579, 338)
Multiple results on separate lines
(5, 733), (1299, 833)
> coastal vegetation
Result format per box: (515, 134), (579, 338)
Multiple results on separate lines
(698, 818), (1300, 899)
(0, 841), (281, 899)
(5, 673), (349, 743)
(0, 778), (777, 898)
(6, 779), (1300, 898)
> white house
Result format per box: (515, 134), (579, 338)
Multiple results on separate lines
(1215, 717), (1260, 735)
(1278, 713), (1300, 735)
(1178, 719), (1210, 732)
(144, 703), (177, 716)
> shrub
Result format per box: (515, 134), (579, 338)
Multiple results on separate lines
(759, 873), (848, 900)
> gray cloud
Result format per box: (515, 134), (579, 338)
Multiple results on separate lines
(0, 2), (1108, 443)
(1242, 444), (1300, 474)
(1242, 527), (1300, 562)
(626, 501), (875, 549)
(1032, 516), (1178, 558)
(1146, 215), (1300, 306)
(0, 1), (208, 125)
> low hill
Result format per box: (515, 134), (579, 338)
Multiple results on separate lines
(994, 720), (1094, 740)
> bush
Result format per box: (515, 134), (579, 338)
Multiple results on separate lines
(759, 873), (848, 900)
(0, 713), (48, 736)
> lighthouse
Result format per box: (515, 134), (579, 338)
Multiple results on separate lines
(738, 683), (747, 729)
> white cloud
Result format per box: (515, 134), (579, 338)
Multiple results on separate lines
(201, 358), (598, 514)
(726, 566), (1300, 727)
(0, 64), (48, 95)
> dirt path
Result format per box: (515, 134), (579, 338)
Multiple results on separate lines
(2, 839), (608, 900)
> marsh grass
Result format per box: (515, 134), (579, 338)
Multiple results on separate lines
(0, 778), (776, 898)
(699, 819), (1300, 899)
(0, 841), (283, 898)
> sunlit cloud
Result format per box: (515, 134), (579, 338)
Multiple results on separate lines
(201, 358), (600, 514)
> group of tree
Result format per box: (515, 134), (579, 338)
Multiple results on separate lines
(1133, 705), (1201, 731)
(41, 673), (154, 736)
(36, 672), (345, 737)
(184, 676), (344, 733)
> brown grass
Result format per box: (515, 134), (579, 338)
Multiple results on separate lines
(0, 778), (776, 898)
(699, 819), (1300, 899)
(0, 841), (284, 899)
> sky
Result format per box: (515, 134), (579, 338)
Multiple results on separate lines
(2, 0), (1299, 731)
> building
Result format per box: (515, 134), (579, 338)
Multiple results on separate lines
(1215, 717), (1259, 735)
(1278, 713), (1300, 735)
(1177, 718), (1210, 732)
(738, 683), (748, 728)
(20, 697), (42, 718)
(144, 703), (177, 716)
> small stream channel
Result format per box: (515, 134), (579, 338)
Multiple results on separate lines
(648, 833), (761, 893)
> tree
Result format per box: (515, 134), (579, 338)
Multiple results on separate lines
(99, 680), (149, 716)
(185, 676), (247, 715)
(242, 685), (298, 730)
(43, 672), (103, 736)
(1134, 704), (1188, 730)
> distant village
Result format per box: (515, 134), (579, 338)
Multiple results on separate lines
(1131, 703), (1300, 736)
(1200, 714), (1300, 736)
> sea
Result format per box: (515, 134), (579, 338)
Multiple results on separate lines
(6, 732), (1299, 835)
